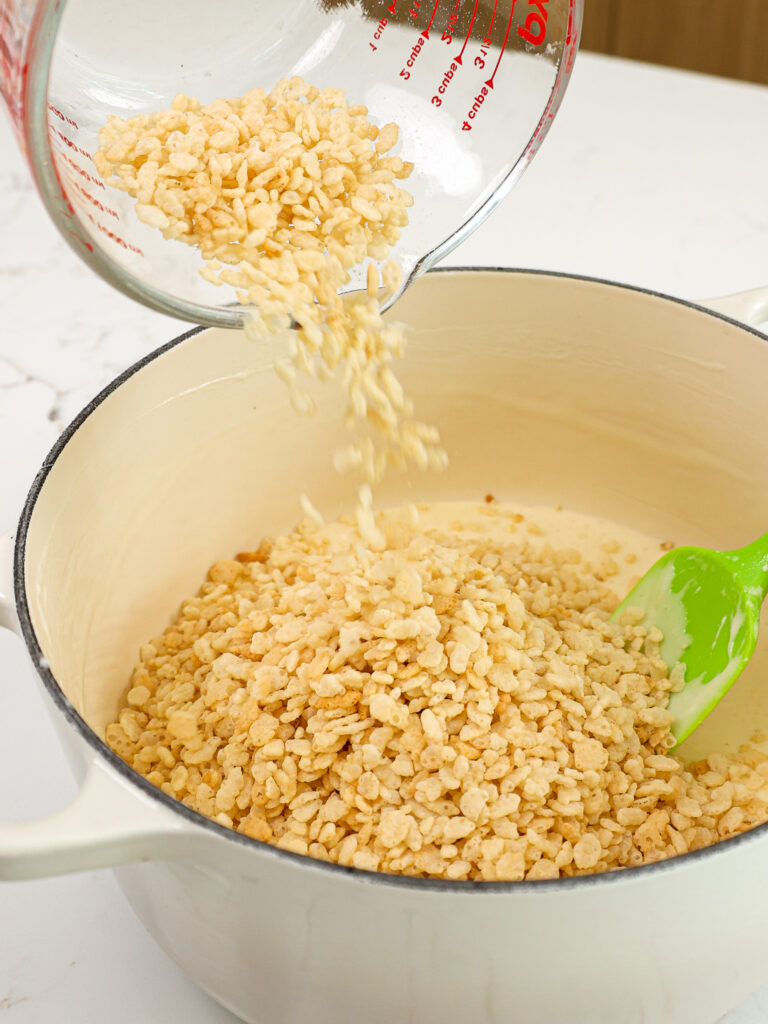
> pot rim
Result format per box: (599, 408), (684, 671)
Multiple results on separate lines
(14, 265), (768, 893)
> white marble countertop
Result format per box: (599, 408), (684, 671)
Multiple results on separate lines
(2, 49), (768, 1023)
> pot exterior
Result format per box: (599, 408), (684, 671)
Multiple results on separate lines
(47, 688), (91, 789)
(115, 831), (766, 1024)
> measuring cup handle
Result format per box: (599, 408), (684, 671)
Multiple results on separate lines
(697, 286), (768, 328)
(0, 528), (199, 880)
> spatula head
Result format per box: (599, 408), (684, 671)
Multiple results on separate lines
(614, 546), (761, 746)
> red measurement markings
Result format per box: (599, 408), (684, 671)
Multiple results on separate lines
(454, 0), (479, 63)
(563, 0), (578, 72)
(72, 179), (119, 220)
(399, 34), (426, 78)
(485, 0), (516, 88)
(459, 0), (514, 131)
(441, 0), (463, 45)
(59, 151), (105, 190)
(431, 60), (460, 106)
(49, 120), (144, 257)
(486, 0), (500, 39)
(421, 0), (441, 38)
(85, 211), (143, 256)
(460, 85), (490, 130)
(388, 0), (397, 12)
(48, 103), (78, 129)
(369, 16), (388, 51)
(68, 229), (94, 253)
(47, 131), (94, 253)
(517, 0), (549, 46)
(472, 38), (491, 69)
(52, 127), (91, 161)
(523, 0), (576, 158)
(407, 0), (420, 21)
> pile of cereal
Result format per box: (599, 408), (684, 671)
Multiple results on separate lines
(106, 505), (768, 880)
(94, 77), (445, 486)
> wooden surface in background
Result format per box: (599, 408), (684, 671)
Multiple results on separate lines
(582, 0), (768, 85)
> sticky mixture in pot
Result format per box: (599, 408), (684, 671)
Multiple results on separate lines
(106, 502), (768, 880)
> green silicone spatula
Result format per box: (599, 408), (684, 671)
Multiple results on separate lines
(612, 533), (768, 747)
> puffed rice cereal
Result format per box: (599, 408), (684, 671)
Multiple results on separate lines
(94, 77), (446, 491)
(106, 503), (768, 880)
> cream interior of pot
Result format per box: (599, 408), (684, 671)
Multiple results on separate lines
(21, 270), (768, 763)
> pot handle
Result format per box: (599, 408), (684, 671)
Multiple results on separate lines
(0, 529), (198, 880)
(697, 285), (768, 327)
(0, 756), (197, 881)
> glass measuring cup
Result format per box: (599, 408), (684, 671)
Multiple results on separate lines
(1, 0), (582, 327)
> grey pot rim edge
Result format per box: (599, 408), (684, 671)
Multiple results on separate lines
(13, 265), (768, 894)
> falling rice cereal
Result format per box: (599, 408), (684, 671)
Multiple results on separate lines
(94, 77), (447, 496)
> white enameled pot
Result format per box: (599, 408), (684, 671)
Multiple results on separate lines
(3, 269), (768, 1024)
